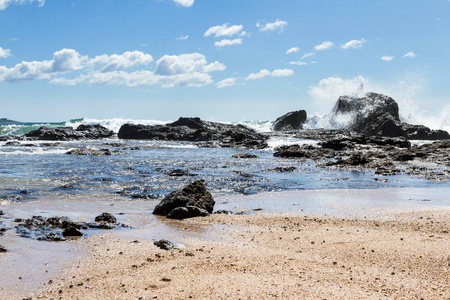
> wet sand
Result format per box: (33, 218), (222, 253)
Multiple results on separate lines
(1, 188), (449, 299)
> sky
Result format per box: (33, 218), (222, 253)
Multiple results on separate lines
(0, 0), (449, 123)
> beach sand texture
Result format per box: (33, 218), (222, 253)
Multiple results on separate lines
(19, 208), (450, 300)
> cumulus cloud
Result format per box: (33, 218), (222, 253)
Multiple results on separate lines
(246, 68), (293, 80)
(0, 49), (226, 88)
(0, 46), (11, 58)
(341, 38), (367, 49)
(314, 41), (334, 51)
(286, 47), (300, 54)
(0, 48), (87, 82)
(176, 35), (189, 40)
(216, 77), (237, 88)
(256, 19), (288, 32)
(381, 56), (394, 61)
(172, 0), (193, 7)
(308, 76), (366, 107)
(403, 51), (417, 58)
(214, 38), (242, 47)
(87, 51), (153, 72)
(204, 24), (244, 38)
(0, 0), (44, 10)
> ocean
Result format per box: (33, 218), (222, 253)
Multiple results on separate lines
(1, 117), (449, 207)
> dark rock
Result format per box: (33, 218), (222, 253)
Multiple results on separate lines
(331, 92), (449, 139)
(272, 110), (307, 131)
(4, 141), (20, 146)
(154, 239), (174, 250)
(0, 245), (6, 252)
(167, 169), (196, 177)
(59, 184), (75, 189)
(25, 126), (85, 141)
(153, 180), (215, 217)
(401, 124), (450, 140)
(118, 117), (268, 149)
(0, 210), (3, 215)
(367, 136), (411, 148)
(37, 232), (66, 242)
(66, 148), (112, 156)
(116, 187), (155, 199)
(273, 166), (297, 172)
(94, 213), (117, 224)
(76, 124), (115, 139)
(166, 206), (210, 219)
(62, 226), (83, 237)
(23, 124), (114, 141)
(332, 92), (402, 137)
(214, 210), (233, 215)
(231, 153), (259, 159)
(85, 222), (116, 230)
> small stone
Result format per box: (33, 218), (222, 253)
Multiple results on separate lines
(154, 240), (174, 250)
(94, 212), (117, 223)
(0, 245), (7, 252)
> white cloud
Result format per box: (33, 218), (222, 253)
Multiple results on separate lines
(155, 53), (225, 75)
(403, 51), (417, 58)
(0, 0), (44, 10)
(308, 76), (366, 106)
(341, 38), (367, 49)
(246, 68), (293, 80)
(0, 48), (87, 82)
(314, 41), (334, 51)
(216, 77), (237, 88)
(176, 35), (189, 40)
(0, 46), (11, 58)
(381, 56), (394, 61)
(256, 19), (288, 32)
(87, 51), (153, 72)
(214, 38), (242, 47)
(301, 52), (314, 59)
(172, 0), (193, 7)
(204, 24), (244, 38)
(289, 61), (308, 66)
(1, 49), (225, 88)
(286, 47), (300, 54)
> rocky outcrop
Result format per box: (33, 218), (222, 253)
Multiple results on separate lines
(272, 110), (307, 131)
(153, 180), (215, 219)
(331, 92), (449, 140)
(24, 124), (114, 141)
(118, 117), (268, 149)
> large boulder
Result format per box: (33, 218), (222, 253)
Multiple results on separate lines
(153, 180), (215, 219)
(332, 92), (402, 137)
(272, 110), (307, 131)
(24, 124), (114, 140)
(118, 117), (268, 149)
(332, 92), (449, 140)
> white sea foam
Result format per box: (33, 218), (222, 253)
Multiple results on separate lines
(0, 148), (69, 156)
(267, 137), (318, 151)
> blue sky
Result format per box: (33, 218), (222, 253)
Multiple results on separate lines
(0, 0), (449, 122)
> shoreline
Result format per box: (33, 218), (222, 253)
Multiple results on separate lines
(1, 188), (449, 299)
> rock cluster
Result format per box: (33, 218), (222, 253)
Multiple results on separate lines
(118, 117), (268, 149)
(153, 180), (215, 220)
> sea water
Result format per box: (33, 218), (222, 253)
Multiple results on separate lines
(0, 118), (449, 205)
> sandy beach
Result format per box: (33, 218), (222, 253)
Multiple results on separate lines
(5, 201), (446, 300)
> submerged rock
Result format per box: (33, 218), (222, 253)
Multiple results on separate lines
(153, 180), (215, 219)
(66, 148), (112, 156)
(231, 153), (259, 159)
(167, 169), (196, 177)
(118, 117), (268, 149)
(272, 110), (307, 131)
